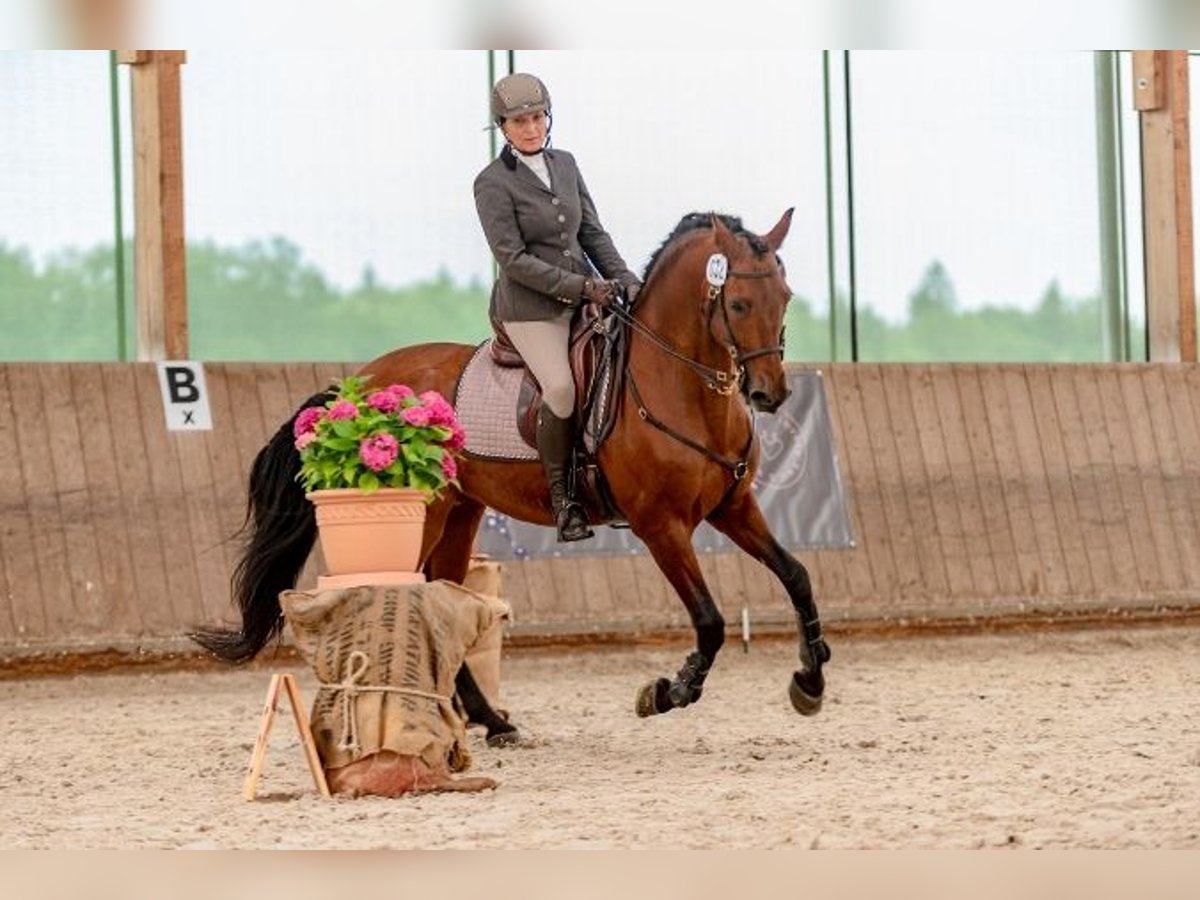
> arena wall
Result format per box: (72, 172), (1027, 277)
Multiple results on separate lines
(1, 361), (1198, 656)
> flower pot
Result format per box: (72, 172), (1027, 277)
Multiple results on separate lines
(307, 488), (427, 578)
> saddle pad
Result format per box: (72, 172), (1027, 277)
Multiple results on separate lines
(454, 342), (539, 461)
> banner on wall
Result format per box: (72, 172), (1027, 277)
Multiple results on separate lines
(473, 368), (854, 560)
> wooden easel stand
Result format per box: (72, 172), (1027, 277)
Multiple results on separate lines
(243, 673), (331, 800)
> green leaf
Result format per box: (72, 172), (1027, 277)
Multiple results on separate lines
(358, 471), (380, 492)
(329, 420), (353, 439)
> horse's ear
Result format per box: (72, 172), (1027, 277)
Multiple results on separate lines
(763, 207), (794, 252)
(710, 213), (741, 256)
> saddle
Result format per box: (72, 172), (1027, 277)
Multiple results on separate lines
(489, 302), (630, 527)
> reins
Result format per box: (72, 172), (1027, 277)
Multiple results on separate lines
(612, 304), (741, 396)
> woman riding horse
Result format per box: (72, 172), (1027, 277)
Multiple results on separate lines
(476, 72), (642, 542)
(192, 207), (830, 734)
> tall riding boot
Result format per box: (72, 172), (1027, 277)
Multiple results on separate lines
(536, 408), (594, 543)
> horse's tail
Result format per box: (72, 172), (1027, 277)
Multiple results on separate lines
(190, 389), (335, 663)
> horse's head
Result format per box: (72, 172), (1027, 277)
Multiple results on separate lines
(707, 209), (794, 413)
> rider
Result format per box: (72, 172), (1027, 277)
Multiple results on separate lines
(474, 72), (642, 542)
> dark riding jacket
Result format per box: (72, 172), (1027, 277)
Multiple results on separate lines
(474, 146), (639, 322)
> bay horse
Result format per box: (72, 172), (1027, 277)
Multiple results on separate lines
(193, 209), (830, 738)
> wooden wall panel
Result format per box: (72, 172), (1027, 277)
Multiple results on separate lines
(0, 367), (45, 638)
(826, 365), (888, 600)
(3, 361), (1200, 654)
(935, 365), (999, 598)
(1093, 368), (1159, 592)
(958, 366), (1022, 601)
(42, 364), (107, 632)
(133, 363), (199, 630)
(885, 367), (948, 599)
(857, 365), (922, 597)
(909, 365), (975, 598)
(1073, 368), (1139, 595)
(1142, 368), (1200, 588)
(7, 365), (76, 637)
(1025, 365), (1096, 598)
(978, 367), (1043, 598)
(71, 366), (138, 631)
(1053, 367), (1120, 594)
(1005, 367), (1073, 598)
(1161, 366), (1200, 568)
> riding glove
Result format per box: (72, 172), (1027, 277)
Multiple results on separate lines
(581, 277), (619, 306)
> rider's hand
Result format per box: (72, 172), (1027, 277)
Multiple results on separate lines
(625, 281), (642, 305)
(581, 277), (618, 306)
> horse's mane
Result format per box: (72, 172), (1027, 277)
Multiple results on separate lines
(642, 212), (770, 281)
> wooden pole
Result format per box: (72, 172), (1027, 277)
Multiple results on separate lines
(1134, 50), (1196, 362)
(117, 51), (189, 361)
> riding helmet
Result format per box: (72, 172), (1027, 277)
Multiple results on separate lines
(491, 73), (551, 122)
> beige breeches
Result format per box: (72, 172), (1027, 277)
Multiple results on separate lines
(503, 310), (575, 418)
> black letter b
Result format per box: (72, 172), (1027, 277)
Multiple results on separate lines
(165, 367), (200, 404)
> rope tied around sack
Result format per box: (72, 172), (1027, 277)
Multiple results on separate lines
(318, 650), (451, 754)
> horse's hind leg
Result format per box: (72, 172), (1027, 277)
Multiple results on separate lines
(708, 490), (830, 715)
(633, 522), (725, 717)
(425, 497), (521, 747)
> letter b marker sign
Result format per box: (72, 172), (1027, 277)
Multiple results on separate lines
(156, 361), (213, 431)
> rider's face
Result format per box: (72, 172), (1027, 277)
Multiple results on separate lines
(502, 111), (548, 154)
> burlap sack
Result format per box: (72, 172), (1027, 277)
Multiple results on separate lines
(461, 560), (511, 714)
(280, 581), (498, 778)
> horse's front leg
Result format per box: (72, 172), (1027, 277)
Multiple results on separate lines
(708, 489), (831, 715)
(633, 522), (725, 717)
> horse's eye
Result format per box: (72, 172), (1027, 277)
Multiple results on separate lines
(730, 299), (749, 314)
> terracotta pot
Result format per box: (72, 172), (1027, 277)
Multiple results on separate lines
(307, 488), (427, 576)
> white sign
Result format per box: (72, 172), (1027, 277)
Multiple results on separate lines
(705, 253), (728, 287)
(156, 361), (213, 431)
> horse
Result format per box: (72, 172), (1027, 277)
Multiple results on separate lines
(192, 208), (830, 739)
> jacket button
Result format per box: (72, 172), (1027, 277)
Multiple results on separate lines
(562, 249), (571, 256)
(551, 198), (560, 205)
(557, 214), (565, 223)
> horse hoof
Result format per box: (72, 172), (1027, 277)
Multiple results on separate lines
(635, 678), (672, 718)
(789, 670), (824, 716)
(486, 727), (522, 748)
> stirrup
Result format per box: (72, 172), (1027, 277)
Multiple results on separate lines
(556, 502), (594, 543)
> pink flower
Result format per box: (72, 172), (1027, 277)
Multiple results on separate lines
(294, 431), (317, 451)
(387, 383), (415, 400)
(445, 422), (466, 450)
(359, 433), (399, 472)
(402, 405), (431, 427)
(441, 455), (458, 480)
(328, 400), (358, 421)
(367, 390), (400, 414)
(419, 391), (458, 427)
(293, 406), (325, 438)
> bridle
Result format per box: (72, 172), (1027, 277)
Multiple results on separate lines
(609, 255), (788, 501)
(707, 266), (788, 377)
(613, 264), (787, 398)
